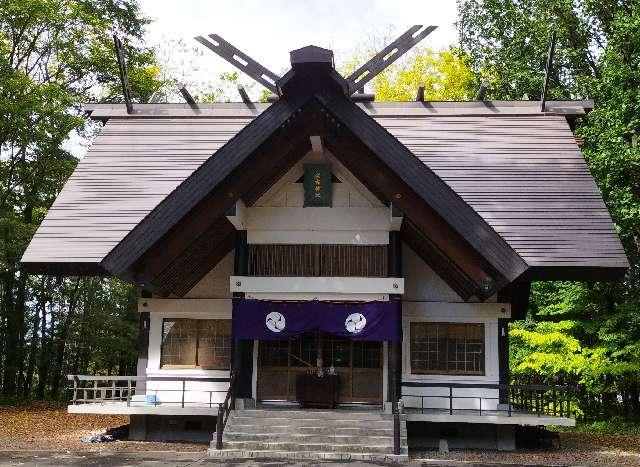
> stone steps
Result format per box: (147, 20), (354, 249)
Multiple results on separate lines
(208, 407), (408, 461)
(221, 440), (394, 453)
(224, 431), (401, 445)
(235, 408), (390, 420)
(208, 449), (408, 462)
(230, 424), (397, 436)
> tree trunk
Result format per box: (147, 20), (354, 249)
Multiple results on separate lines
(23, 277), (46, 397)
(49, 278), (81, 397)
(2, 270), (17, 397)
(35, 298), (50, 399)
(14, 270), (27, 396)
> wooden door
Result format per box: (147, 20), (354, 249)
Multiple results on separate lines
(257, 333), (383, 404)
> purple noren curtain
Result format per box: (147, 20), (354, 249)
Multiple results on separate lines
(232, 298), (400, 341)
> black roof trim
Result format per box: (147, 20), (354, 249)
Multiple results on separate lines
(22, 262), (108, 276)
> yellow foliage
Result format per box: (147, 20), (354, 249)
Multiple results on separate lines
(341, 48), (477, 102)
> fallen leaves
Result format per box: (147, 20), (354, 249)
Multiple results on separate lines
(0, 402), (205, 452)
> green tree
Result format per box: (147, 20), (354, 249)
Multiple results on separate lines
(0, 0), (163, 399)
(458, 0), (640, 418)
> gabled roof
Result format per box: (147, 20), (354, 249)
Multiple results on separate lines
(21, 52), (628, 295)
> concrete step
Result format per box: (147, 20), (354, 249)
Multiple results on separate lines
(223, 431), (400, 445)
(208, 448), (409, 462)
(221, 440), (394, 453)
(209, 407), (408, 460)
(229, 424), (396, 436)
(238, 408), (389, 420)
(230, 415), (393, 427)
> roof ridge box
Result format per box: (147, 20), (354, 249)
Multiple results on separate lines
(277, 45), (349, 97)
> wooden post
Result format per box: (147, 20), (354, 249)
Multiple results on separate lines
(388, 231), (403, 405)
(127, 378), (131, 407)
(393, 412), (400, 455)
(232, 230), (253, 399)
(498, 318), (510, 404)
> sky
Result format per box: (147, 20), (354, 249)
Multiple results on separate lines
(67, 1), (459, 158)
(138, 0), (459, 94)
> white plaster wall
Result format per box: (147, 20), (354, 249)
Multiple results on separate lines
(402, 244), (463, 302)
(256, 149), (383, 209)
(400, 301), (510, 411)
(143, 301), (232, 404)
(185, 251), (234, 298)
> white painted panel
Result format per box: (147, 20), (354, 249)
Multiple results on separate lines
(246, 207), (391, 231)
(146, 379), (229, 405)
(246, 292), (389, 301)
(402, 386), (500, 411)
(247, 230), (388, 245)
(230, 276), (404, 295)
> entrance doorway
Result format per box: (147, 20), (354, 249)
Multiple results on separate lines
(257, 332), (383, 404)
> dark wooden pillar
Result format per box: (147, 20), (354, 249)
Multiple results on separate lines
(388, 231), (403, 404)
(498, 317), (510, 404)
(137, 290), (152, 393)
(232, 230), (253, 398)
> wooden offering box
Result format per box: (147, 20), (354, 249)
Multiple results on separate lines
(296, 373), (339, 408)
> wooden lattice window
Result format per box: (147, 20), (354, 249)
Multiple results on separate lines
(161, 319), (231, 369)
(248, 244), (387, 277)
(410, 322), (485, 375)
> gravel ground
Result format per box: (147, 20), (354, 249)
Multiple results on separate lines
(1, 404), (639, 465)
(411, 432), (640, 466)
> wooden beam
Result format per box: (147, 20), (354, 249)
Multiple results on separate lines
(226, 200), (247, 230)
(195, 34), (280, 94)
(237, 84), (251, 105)
(475, 80), (488, 101)
(540, 30), (557, 112)
(351, 93), (375, 102)
(310, 135), (323, 154)
(112, 34), (133, 114)
(178, 83), (198, 108)
(346, 25), (437, 94)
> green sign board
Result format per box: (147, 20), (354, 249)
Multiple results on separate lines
(303, 164), (332, 207)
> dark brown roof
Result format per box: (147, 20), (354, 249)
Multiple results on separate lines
(21, 99), (627, 281)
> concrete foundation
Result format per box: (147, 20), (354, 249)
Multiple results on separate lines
(129, 414), (216, 442)
(407, 422), (517, 451)
(497, 424), (516, 451)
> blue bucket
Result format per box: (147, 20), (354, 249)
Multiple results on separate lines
(144, 394), (157, 405)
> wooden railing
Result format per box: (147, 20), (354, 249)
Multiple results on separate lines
(401, 382), (576, 418)
(215, 371), (237, 450)
(67, 375), (231, 408)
